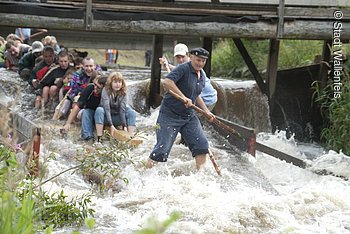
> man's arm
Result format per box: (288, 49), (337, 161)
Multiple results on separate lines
(30, 29), (48, 40)
(63, 104), (80, 132)
(163, 78), (193, 108)
(196, 95), (215, 121)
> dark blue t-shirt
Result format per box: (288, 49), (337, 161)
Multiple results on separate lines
(161, 61), (206, 117)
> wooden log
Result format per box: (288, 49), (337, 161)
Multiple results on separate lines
(0, 13), (350, 39)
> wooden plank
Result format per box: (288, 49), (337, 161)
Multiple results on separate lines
(233, 38), (267, 94)
(221, 0), (349, 6)
(256, 142), (306, 168)
(1, 12), (350, 40)
(266, 39), (280, 100)
(149, 35), (163, 108)
(46, 0), (275, 17)
(202, 37), (213, 78)
(210, 116), (256, 156)
(277, 0), (284, 38)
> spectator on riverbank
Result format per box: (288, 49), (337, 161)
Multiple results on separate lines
(18, 41), (44, 81)
(145, 50), (151, 67)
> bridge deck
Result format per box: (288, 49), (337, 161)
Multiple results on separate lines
(0, 0), (349, 49)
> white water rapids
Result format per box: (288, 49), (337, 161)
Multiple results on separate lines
(1, 68), (350, 233)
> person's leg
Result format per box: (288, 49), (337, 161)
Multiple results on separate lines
(94, 107), (105, 142)
(58, 87), (64, 101)
(34, 95), (41, 108)
(194, 154), (207, 169)
(81, 108), (95, 140)
(42, 86), (50, 104)
(181, 115), (209, 169)
(49, 85), (58, 101)
(125, 106), (137, 134)
(60, 99), (72, 117)
(148, 110), (181, 167)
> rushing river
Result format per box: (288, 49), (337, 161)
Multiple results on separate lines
(1, 68), (350, 233)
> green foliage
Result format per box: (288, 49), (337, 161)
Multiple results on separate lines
(0, 145), (36, 234)
(312, 64), (350, 156)
(0, 190), (35, 234)
(135, 211), (181, 234)
(278, 40), (323, 69)
(212, 39), (269, 78)
(211, 39), (323, 78)
(0, 143), (96, 232)
(76, 136), (133, 190)
(84, 217), (95, 230)
(35, 190), (94, 228)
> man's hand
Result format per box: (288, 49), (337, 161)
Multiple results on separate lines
(159, 57), (168, 66)
(184, 97), (193, 108)
(63, 123), (71, 132)
(206, 111), (216, 123)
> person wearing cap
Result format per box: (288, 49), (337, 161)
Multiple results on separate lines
(18, 41), (44, 81)
(160, 43), (218, 111)
(159, 43), (189, 72)
(147, 47), (215, 169)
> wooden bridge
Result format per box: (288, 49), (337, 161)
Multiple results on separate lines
(0, 0), (349, 44)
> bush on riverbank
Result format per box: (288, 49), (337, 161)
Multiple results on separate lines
(0, 143), (94, 232)
(313, 61), (350, 156)
(211, 39), (323, 79)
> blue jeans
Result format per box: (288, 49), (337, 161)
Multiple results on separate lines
(81, 108), (105, 140)
(150, 105), (209, 162)
(95, 106), (137, 126)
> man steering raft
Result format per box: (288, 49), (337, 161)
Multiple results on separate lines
(146, 48), (215, 170)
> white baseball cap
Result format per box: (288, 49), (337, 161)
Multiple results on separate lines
(31, 41), (44, 53)
(174, 43), (188, 57)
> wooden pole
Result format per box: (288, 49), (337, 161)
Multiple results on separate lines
(267, 39), (280, 100)
(202, 37), (213, 78)
(233, 38), (266, 94)
(149, 34), (164, 108)
(266, 38), (280, 116)
(168, 89), (243, 139)
(29, 128), (41, 176)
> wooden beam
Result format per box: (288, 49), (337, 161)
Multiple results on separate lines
(210, 116), (256, 157)
(232, 38), (266, 94)
(256, 142), (306, 168)
(1, 13), (350, 40)
(84, 0), (92, 30)
(266, 39), (280, 100)
(202, 37), (213, 78)
(277, 0), (285, 38)
(149, 35), (163, 108)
